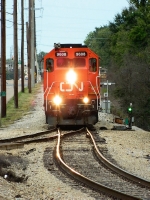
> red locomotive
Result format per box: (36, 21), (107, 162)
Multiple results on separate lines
(43, 43), (100, 127)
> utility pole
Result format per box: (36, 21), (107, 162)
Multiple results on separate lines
(0, 1), (2, 127)
(1, 0), (6, 117)
(29, 0), (35, 89)
(35, 48), (39, 83)
(26, 21), (31, 92)
(13, 0), (18, 108)
(34, 1), (38, 83)
(28, 5), (31, 93)
(21, 0), (24, 92)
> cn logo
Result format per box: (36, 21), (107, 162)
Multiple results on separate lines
(60, 82), (83, 92)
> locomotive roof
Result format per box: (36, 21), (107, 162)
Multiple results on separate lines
(55, 44), (88, 48)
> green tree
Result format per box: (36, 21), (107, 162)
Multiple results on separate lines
(83, 0), (150, 129)
(107, 1), (150, 130)
(84, 26), (111, 67)
(37, 51), (47, 71)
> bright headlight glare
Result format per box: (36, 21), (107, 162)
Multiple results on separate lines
(53, 95), (62, 105)
(83, 97), (89, 104)
(66, 69), (77, 84)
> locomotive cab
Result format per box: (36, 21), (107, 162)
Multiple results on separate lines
(43, 43), (100, 127)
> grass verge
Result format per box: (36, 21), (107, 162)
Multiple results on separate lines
(0, 83), (42, 127)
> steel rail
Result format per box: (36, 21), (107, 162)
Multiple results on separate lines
(0, 128), (85, 147)
(55, 128), (141, 200)
(86, 128), (150, 188)
(0, 128), (56, 143)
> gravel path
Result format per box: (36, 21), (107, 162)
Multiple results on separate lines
(0, 86), (149, 200)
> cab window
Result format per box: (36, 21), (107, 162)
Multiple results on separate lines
(89, 58), (97, 72)
(73, 58), (85, 67)
(57, 58), (70, 67)
(46, 58), (54, 72)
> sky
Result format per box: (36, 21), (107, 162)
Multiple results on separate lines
(2, 0), (129, 61)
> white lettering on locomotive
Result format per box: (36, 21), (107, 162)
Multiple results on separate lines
(56, 52), (67, 57)
(60, 82), (83, 92)
(75, 51), (87, 57)
(74, 82), (83, 91)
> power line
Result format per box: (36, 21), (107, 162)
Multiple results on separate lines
(6, 12), (13, 15)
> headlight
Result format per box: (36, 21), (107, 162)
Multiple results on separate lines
(53, 95), (62, 106)
(83, 97), (89, 104)
(66, 69), (77, 84)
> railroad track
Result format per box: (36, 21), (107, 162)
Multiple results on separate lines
(0, 127), (84, 145)
(0, 128), (57, 145)
(55, 128), (150, 200)
(1, 127), (150, 199)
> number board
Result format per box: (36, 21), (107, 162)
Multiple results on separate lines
(55, 52), (68, 57)
(75, 51), (87, 57)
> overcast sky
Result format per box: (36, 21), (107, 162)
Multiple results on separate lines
(2, 0), (129, 61)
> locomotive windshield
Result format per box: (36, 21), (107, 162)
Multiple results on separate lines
(73, 58), (85, 67)
(57, 58), (85, 68)
(57, 58), (70, 67)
